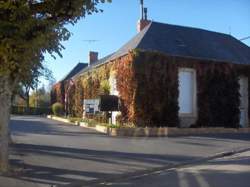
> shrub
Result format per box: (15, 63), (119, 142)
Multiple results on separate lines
(93, 113), (107, 123)
(52, 102), (64, 116)
(100, 80), (110, 95)
(68, 117), (81, 123)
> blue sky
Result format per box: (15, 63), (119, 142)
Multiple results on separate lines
(44, 0), (250, 84)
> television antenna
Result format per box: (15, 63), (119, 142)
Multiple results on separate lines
(82, 39), (99, 43)
(240, 36), (250, 41)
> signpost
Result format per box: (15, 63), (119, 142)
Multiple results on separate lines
(99, 95), (119, 112)
(83, 99), (100, 115)
(83, 95), (120, 124)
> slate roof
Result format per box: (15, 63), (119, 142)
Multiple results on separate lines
(60, 63), (88, 82)
(109, 21), (250, 65)
(76, 21), (250, 77)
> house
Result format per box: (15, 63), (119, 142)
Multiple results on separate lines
(52, 9), (250, 128)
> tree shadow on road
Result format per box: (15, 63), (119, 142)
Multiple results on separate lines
(9, 143), (201, 186)
(10, 118), (105, 137)
(99, 157), (250, 187)
(183, 133), (250, 142)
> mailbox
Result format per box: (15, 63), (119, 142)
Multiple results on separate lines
(99, 95), (119, 111)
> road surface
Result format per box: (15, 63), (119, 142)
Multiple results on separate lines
(98, 151), (250, 187)
(1, 116), (249, 186)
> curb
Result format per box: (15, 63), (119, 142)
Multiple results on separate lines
(57, 146), (250, 187)
(47, 115), (108, 134)
(47, 115), (250, 138)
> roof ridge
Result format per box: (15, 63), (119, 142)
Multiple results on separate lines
(60, 63), (88, 82)
(150, 21), (232, 37)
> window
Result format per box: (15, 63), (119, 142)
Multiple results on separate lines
(178, 68), (196, 116)
(109, 74), (119, 96)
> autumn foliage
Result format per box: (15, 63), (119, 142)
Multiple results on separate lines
(52, 50), (250, 128)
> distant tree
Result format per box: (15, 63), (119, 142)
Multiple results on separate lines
(15, 66), (54, 109)
(0, 0), (111, 173)
(30, 85), (51, 108)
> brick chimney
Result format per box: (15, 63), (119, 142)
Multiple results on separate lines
(89, 51), (98, 65)
(137, 1), (151, 32)
(137, 19), (151, 32)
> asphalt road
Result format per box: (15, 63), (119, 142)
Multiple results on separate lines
(98, 151), (250, 187)
(3, 116), (250, 186)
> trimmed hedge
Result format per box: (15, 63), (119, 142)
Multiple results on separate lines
(11, 106), (51, 115)
(52, 102), (64, 116)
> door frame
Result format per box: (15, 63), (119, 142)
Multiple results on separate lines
(239, 76), (248, 127)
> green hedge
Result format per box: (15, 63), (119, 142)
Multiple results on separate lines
(52, 102), (64, 116)
(11, 106), (51, 115)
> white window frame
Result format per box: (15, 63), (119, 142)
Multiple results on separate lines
(178, 68), (197, 117)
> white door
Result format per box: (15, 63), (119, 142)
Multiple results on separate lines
(109, 74), (119, 124)
(239, 77), (248, 127)
(178, 68), (197, 116)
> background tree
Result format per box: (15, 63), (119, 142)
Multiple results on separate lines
(29, 85), (51, 108)
(13, 65), (54, 110)
(0, 0), (111, 173)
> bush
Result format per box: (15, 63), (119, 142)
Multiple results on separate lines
(68, 117), (82, 123)
(93, 113), (107, 123)
(52, 102), (64, 116)
(11, 106), (51, 115)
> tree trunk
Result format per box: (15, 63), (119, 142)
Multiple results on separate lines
(0, 76), (12, 173)
(26, 92), (30, 114)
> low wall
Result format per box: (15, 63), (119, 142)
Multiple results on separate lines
(180, 116), (197, 128)
(47, 116), (250, 137)
(47, 115), (79, 126)
(108, 127), (250, 137)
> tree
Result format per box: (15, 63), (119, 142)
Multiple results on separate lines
(0, 0), (111, 173)
(14, 65), (54, 110)
(29, 85), (51, 108)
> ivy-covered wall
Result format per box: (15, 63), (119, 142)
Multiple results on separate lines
(51, 81), (65, 105)
(168, 54), (250, 128)
(120, 50), (249, 128)
(81, 63), (111, 99)
(72, 78), (84, 117)
(236, 66), (250, 123)
(115, 54), (137, 124)
(65, 63), (112, 118)
(195, 64), (240, 127)
(52, 50), (250, 128)
(132, 51), (179, 127)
